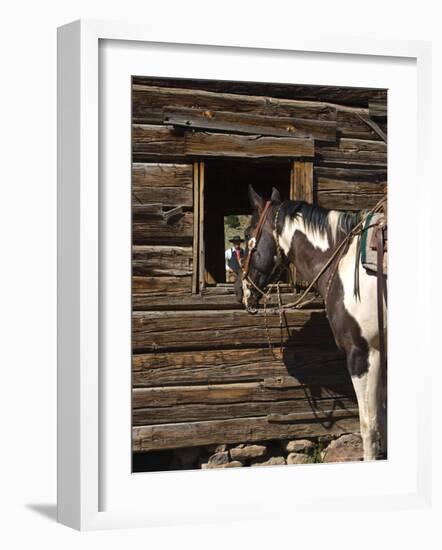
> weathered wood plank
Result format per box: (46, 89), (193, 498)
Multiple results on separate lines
(314, 166), (387, 182)
(132, 246), (193, 277)
(132, 163), (193, 187)
(132, 309), (336, 352)
(132, 290), (323, 311)
(316, 178), (386, 210)
(133, 396), (356, 425)
(132, 379), (354, 410)
(316, 138), (387, 168)
(132, 276), (191, 297)
(132, 125), (187, 161)
(192, 162), (199, 294)
(132, 186), (193, 208)
(337, 108), (387, 140)
(133, 77), (387, 107)
(184, 131), (314, 159)
(132, 345), (344, 386)
(163, 106), (337, 141)
(132, 85), (337, 124)
(132, 410), (360, 451)
(198, 162), (205, 291)
(132, 211), (193, 245)
(292, 161), (314, 203)
(369, 101), (387, 119)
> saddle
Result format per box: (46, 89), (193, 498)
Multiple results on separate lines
(361, 211), (388, 276)
(357, 198), (388, 375)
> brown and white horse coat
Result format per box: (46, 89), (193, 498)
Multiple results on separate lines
(238, 186), (387, 461)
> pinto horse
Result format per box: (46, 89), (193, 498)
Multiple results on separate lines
(236, 185), (387, 461)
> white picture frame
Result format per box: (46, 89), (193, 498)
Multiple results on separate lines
(57, 19), (433, 531)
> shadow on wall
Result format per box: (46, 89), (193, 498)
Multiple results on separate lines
(281, 310), (357, 429)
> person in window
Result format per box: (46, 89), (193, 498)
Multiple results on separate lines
(225, 235), (246, 282)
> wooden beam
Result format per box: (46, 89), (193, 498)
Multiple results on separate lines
(132, 308), (336, 352)
(133, 396), (356, 426)
(132, 245), (193, 277)
(132, 345), (346, 387)
(292, 161), (314, 203)
(316, 138), (387, 168)
(316, 178), (386, 210)
(163, 106), (337, 141)
(133, 410), (359, 451)
(132, 84), (337, 125)
(192, 162), (199, 294)
(132, 163), (193, 187)
(184, 131), (314, 159)
(198, 162), (205, 292)
(133, 77), (387, 107)
(369, 101), (387, 119)
(132, 186), (192, 208)
(132, 290), (323, 311)
(132, 211), (193, 245)
(314, 166), (387, 182)
(132, 276), (192, 298)
(132, 379), (354, 409)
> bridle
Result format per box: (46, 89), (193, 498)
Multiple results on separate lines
(241, 200), (273, 281)
(241, 201), (288, 308)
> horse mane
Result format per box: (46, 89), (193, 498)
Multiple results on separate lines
(284, 200), (361, 238)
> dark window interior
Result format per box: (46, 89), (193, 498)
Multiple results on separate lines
(204, 160), (292, 284)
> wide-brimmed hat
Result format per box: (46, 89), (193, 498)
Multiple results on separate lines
(229, 235), (245, 243)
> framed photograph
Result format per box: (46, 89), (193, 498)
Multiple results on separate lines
(57, 20), (432, 530)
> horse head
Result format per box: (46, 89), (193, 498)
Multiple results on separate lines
(235, 185), (283, 313)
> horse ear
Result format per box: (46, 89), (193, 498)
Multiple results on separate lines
(248, 185), (264, 212)
(271, 187), (281, 204)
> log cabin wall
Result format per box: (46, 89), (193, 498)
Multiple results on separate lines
(131, 77), (387, 454)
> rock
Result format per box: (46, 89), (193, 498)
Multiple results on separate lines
(175, 446), (201, 466)
(207, 451), (229, 466)
(230, 444), (267, 460)
(201, 460), (243, 469)
(285, 439), (315, 454)
(251, 456), (286, 467)
(287, 452), (311, 465)
(322, 433), (363, 463)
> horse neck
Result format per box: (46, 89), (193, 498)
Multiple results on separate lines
(278, 205), (355, 292)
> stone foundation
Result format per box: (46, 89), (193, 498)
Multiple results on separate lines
(134, 433), (365, 472)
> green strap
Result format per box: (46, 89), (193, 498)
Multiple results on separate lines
(360, 212), (374, 265)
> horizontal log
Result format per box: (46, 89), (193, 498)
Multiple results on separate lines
(132, 345), (345, 387)
(132, 125), (186, 162)
(316, 178), (386, 210)
(337, 108), (387, 141)
(132, 379), (354, 410)
(132, 309), (336, 352)
(314, 166), (387, 182)
(132, 290), (323, 311)
(133, 396), (356, 425)
(369, 101), (387, 119)
(132, 246), (192, 277)
(132, 163), (193, 187)
(132, 85), (337, 125)
(163, 106), (337, 141)
(133, 276), (191, 297)
(133, 125), (314, 160)
(185, 131), (314, 159)
(132, 410), (360, 451)
(316, 138), (387, 168)
(132, 185), (193, 208)
(132, 77), (387, 107)
(132, 211), (193, 245)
